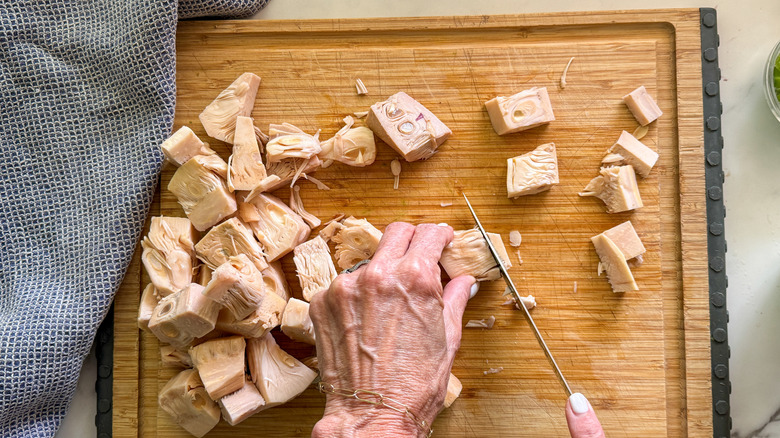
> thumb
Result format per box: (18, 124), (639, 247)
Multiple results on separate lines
(442, 275), (476, 362)
(565, 393), (606, 438)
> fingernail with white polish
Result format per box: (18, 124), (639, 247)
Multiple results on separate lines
(469, 282), (480, 299)
(569, 393), (590, 415)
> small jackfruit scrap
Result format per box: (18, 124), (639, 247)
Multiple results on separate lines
(289, 185), (321, 228)
(366, 92), (451, 162)
(215, 290), (287, 338)
(228, 116), (267, 191)
(602, 221), (646, 261)
(160, 345), (193, 368)
(265, 123), (322, 164)
(219, 379), (266, 426)
(160, 126), (217, 167)
(138, 284), (160, 331)
(579, 165), (643, 213)
(601, 131), (659, 178)
(168, 155), (236, 231)
(318, 217), (345, 243)
(199, 72), (261, 144)
(158, 369), (220, 438)
(189, 336), (246, 400)
(506, 143), (559, 198)
(355, 78), (368, 95)
(262, 261), (291, 301)
(440, 229), (512, 282)
(195, 217), (268, 272)
(280, 298), (315, 345)
(501, 288), (537, 310)
(331, 216), (383, 270)
(319, 116), (377, 168)
(559, 57), (575, 89)
(623, 85), (663, 126)
(237, 193), (310, 262)
(443, 374), (462, 409)
(141, 216), (198, 296)
(293, 235), (338, 302)
(246, 155), (322, 198)
(591, 233), (638, 293)
(202, 254), (265, 320)
(148, 284), (221, 348)
(485, 87), (555, 135)
(247, 333), (318, 408)
(509, 230), (522, 247)
(390, 158), (401, 190)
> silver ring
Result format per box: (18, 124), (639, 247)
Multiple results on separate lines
(341, 258), (371, 274)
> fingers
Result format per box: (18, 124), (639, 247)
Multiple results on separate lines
(441, 275), (475, 362)
(373, 222), (415, 261)
(404, 223), (453, 263)
(565, 393), (606, 438)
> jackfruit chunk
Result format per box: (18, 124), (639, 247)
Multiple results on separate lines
(215, 289), (287, 338)
(219, 379), (266, 426)
(506, 143), (559, 198)
(262, 261), (291, 301)
(138, 283), (160, 331)
(280, 298), (315, 345)
(159, 369), (220, 438)
(238, 193), (310, 262)
(202, 254), (265, 320)
(444, 374), (462, 409)
(229, 116), (267, 191)
(602, 221), (646, 261)
(366, 91), (451, 162)
(148, 284), (221, 348)
(623, 85), (663, 126)
(603, 131), (659, 178)
(141, 216), (198, 296)
(319, 116), (377, 168)
(579, 165), (643, 213)
(293, 236), (338, 302)
(247, 333), (317, 408)
(265, 123), (322, 163)
(331, 216), (383, 270)
(246, 156), (322, 198)
(189, 336), (246, 401)
(440, 229), (512, 282)
(161, 126), (217, 167)
(199, 72), (261, 144)
(195, 218), (268, 272)
(168, 155), (236, 231)
(591, 233), (638, 293)
(485, 87), (555, 135)
(160, 345), (193, 368)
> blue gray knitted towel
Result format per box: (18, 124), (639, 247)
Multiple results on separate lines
(0, 1), (267, 436)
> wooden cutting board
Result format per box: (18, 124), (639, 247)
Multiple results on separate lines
(112, 9), (712, 437)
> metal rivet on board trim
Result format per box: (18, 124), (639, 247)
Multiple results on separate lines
(702, 12), (716, 28)
(710, 256), (725, 272)
(714, 364), (727, 378)
(715, 400), (729, 415)
(704, 47), (718, 61)
(711, 292), (725, 307)
(708, 186), (722, 200)
(707, 116), (721, 131)
(713, 328), (727, 343)
(705, 82), (719, 96)
(707, 151), (721, 166)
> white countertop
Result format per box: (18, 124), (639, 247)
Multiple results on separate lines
(57, 1), (780, 437)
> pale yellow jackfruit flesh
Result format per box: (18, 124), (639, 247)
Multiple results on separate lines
(158, 369), (220, 438)
(160, 345), (193, 368)
(293, 235), (338, 302)
(138, 283), (160, 331)
(485, 87), (555, 135)
(280, 298), (315, 345)
(202, 254), (265, 320)
(196, 265), (212, 286)
(319, 116), (377, 168)
(506, 143), (559, 198)
(261, 261), (291, 301)
(228, 116), (267, 191)
(195, 217), (268, 272)
(602, 221), (646, 261)
(444, 374), (463, 409)
(215, 289), (287, 338)
(331, 216), (383, 270)
(189, 336), (246, 400)
(591, 233), (638, 293)
(168, 156), (236, 231)
(246, 333), (318, 407)
(160, 126), (217, 167)
(265, 122), (322, 163)
(245, 156), (322, 199)
(289, 185), (321, 228)
(237, 193), (310, 262)
(579, 165), (643, 213)
(218, 379), (266, 426)
(141, 216), (197, 296)
(148, 284), (221, 348)
(199, 72), (261, 144)
(604, 130), (659, 178)
(440, 229), (513, 282)
(622, 85), (663, 126)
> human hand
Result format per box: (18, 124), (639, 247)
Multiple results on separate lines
(309, 222), (476, 437)
(566, 393), (606, 438)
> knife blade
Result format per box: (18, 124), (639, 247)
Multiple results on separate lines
(462, 193), (573, 397)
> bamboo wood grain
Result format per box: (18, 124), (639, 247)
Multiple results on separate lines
(113, 9), (711, 437)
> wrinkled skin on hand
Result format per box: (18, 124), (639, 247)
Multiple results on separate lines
(310, 222), (475, 437)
